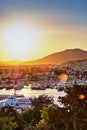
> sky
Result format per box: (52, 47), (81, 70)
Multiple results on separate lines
(0, 0), (87, 61)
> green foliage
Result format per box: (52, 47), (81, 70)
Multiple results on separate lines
(1, 106), (18, 118)
(21, 108), (41, 126)
(22, 125), (37, 130)
(0, 106), (27, 130)
(37, 105), (69, 130)
(58, 85), (87, 130)
(59, 85), (87, 110)
(21, 94), (54, 127)
(0, 116), (17, 130)
(31, 94), (54, 109)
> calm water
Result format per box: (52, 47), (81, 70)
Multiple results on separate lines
(0, 86), (66, 105)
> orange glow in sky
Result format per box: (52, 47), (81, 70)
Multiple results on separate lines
(0, 0), (87, 61)
(1, 22), (43, 61)
(0, 17), (87, 62)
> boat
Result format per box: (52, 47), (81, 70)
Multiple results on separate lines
(56, 82), (65, 91)
(13, 88), (24, 97)
(0, 84), (4, 89)
(14, 83), (24, 90)
(5, 84), (13, 90)
(31, 82), (45, 90)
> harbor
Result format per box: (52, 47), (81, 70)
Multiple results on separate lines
(0, 87), (66, 102)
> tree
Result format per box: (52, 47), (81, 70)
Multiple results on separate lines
(1, 106), (18, 118)
(21, 95), (54, 127)
(37, 105), (70, 130)
(0, 116), (17, 130)
(60, 85), (87, 110)
(31, 94), (54, 109)
(0, 106), (27, 130)
(58, 85), (87, 130)
(21, 108), (41, 126)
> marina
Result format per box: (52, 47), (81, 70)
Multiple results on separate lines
(0, 87), (66, 104)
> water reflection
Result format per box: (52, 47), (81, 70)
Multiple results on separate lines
(0, 87), (66, 104)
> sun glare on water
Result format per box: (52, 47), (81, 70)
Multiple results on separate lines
(2, 23), (41, 61)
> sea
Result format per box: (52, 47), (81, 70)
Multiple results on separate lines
(0, 85), (66, 105)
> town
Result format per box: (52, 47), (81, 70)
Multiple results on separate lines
(0, 60), (87, 111)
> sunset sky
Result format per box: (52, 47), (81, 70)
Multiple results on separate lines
(0, 0), (87, 61)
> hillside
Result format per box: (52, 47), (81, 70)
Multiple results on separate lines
(23, 48), (87, 65)
(0, 48), (87, 65)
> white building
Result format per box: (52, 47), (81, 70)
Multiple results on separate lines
(0, 95), (31, 111)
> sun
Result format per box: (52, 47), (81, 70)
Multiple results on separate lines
(2, 23), (40, 61)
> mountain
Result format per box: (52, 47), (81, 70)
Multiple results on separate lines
(23, 48), (87, 65)
(0, 48), (87, 65)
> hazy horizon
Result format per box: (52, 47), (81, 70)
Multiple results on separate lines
(0, 0), (87, 61)
(0, 48), (86, 62)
